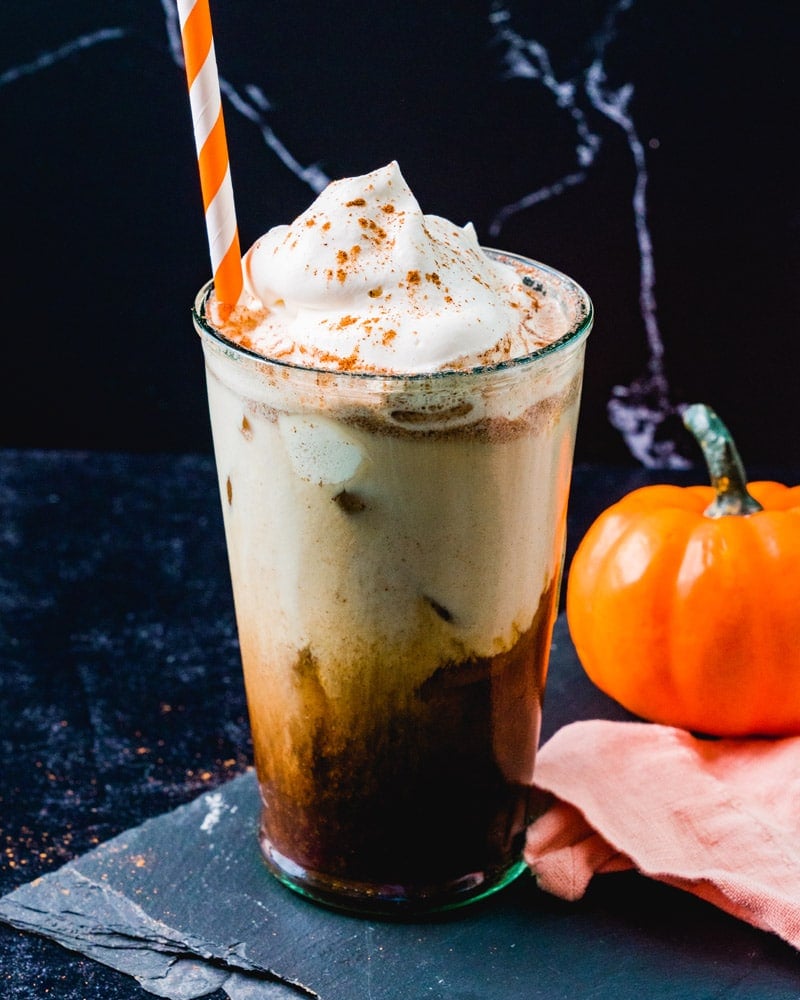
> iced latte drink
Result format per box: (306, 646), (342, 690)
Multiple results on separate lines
(193, 163), (593, 915)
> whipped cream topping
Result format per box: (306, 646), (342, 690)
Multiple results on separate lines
(218, 162), (567, 374)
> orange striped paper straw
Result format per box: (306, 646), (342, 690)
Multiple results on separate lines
(177, 0), (243, 311)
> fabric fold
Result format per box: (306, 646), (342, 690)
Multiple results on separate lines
(525, 720), (800, 950)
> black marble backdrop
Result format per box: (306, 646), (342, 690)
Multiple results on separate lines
(2, 1), (797, 467)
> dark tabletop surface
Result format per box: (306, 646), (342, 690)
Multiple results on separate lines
(1, 449), (799, 998)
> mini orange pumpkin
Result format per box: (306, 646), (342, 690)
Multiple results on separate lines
(566, 404), (800, 737)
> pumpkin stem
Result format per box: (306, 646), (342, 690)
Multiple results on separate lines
(682, 403), (763, 518)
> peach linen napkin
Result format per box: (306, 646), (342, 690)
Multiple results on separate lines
(525, 720), (800, 950)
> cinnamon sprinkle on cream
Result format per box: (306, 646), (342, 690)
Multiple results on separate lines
(228, 163), (573, 374)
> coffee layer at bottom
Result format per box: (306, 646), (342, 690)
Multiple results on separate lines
(251, 578), (557, 899)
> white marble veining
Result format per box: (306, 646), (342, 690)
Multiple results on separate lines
(488, 1), (687, 468)
(0, 28), (126, 86)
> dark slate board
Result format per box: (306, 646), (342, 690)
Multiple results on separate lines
(2, 618), (799, 1000)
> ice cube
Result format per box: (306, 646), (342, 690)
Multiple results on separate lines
(278, 414), (364, 485)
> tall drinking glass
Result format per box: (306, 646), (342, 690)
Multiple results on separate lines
(193, 250), (593, 915)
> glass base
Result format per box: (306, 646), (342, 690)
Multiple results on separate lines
(259, 834), (528, 918)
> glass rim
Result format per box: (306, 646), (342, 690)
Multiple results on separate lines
(192, 249), (593, 382)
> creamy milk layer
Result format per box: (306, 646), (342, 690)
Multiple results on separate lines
(201, 337), (582, 746)
(214, 162), (570, 373)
